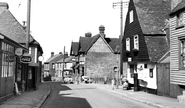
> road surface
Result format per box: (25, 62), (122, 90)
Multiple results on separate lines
(41, 82), (156, 108)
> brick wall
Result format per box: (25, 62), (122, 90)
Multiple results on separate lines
(85, 52), (119, 80)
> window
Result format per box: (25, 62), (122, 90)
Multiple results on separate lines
(177, 12), (184, 27)
(149, 69), (153, 78)
(52, 63), (55, 69)
(180, 39), (185, 69)
(134, 35), (139, 50)
(1, 42), (15, 78)
(126, 38), (130, 51)
(129, 10), (133, 23)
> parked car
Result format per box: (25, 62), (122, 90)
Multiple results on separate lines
(82, 76), (92, 83)
(64, 76), (73, 84)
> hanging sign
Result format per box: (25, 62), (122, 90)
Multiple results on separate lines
(20, 53), (32, 63)
(15, 48), (23, 56)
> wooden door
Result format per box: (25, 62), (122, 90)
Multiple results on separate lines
(157, 63), (170, 96)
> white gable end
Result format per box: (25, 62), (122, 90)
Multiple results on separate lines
(88, 37), (112, 52)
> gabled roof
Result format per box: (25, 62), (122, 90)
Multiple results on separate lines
(132, 0), (171, 34)
(170, 0), (185, 15)
(144, 35), (169, 62)
(70, 42), (79, 56)
(85, 34), (120, 53)
(44, 54), (63, 63)
(79, 36), (93, 53)
(0, 7), (27, 43)
(105, 38), (120, 53)
(57, 56), (74, 63)
(158, 51), (170, 63)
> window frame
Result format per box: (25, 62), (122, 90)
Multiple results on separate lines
(179, 38), (185, 70)
(1, 42), (15, 78)
(176, 12), (184, 28)
(133, 35), (139, 50)
(129, 10), (134, 23)
(126, 38), (130, 51)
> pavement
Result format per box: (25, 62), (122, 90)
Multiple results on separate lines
(0, 82), (51, 108)
(0, 82), (185, 108)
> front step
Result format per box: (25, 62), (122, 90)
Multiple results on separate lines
(178, 91), (185, 104)
(178, 95), (185, 104)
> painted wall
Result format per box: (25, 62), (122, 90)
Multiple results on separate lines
(127, 63), (157, 89)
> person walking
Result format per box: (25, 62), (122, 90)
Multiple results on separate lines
(112, 78), (116, 90)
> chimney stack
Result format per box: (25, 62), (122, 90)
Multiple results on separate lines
(99, 25), (105, 38)
(85, 32), (92, 37)
(0, 2), (9, 9)
(51, 52), (54, 57)
(22, 21), (26, 30)
(64, 52), (68, 57)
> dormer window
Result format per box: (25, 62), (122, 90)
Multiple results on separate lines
(177, 12), (184, 27)
(134, 35), (139, 50)
(129, 10), (133, 23)
(126, 38), (130, 51)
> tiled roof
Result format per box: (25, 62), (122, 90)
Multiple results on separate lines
(79, 36), (94, 52)
(85, 34), (120, 53)
(70, 42), (79, 55)
(170, 0), (185, 15)
(57, 56), (74, 63)
(0, 8), (27, 43)
(44, 54), (63, 63)
(133, 0), (171, 34)
(144, 35), (169, 62)
(105, 38), (120, 53)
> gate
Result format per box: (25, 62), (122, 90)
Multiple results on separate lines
(157, 63), (170, 96)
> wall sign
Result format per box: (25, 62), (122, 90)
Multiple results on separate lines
(20, 53), (32, 63)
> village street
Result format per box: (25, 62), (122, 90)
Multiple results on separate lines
(41, 82), (156, 108)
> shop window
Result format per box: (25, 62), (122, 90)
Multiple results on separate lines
(1, 42), (15, 78)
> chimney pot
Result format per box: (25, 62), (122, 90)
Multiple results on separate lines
(99, 25), (105, 38)
(0, 2), (9, 9)
(85, 32), (92, 37)
(51, 52), (54, 57)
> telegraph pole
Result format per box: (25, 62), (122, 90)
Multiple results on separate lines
(25, 0), (31, 91)
(62, 46), (66, 82)
(26, 0), (31, 49)
(113, 0), (128, 85)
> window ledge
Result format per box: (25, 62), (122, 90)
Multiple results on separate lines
(179, 67), (185, 70)
(176, 25), (184, 29)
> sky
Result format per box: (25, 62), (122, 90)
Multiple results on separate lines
(1, 0), (128, 62)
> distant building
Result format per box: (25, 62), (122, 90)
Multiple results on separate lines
(43, 52), (63, 78)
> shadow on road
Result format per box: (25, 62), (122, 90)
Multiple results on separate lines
(60, 94), (92, 108)
(43, 82), (92, 108)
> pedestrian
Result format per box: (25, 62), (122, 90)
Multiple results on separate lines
(112, 78), (116, 90)
(122, 80), (130, 90)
